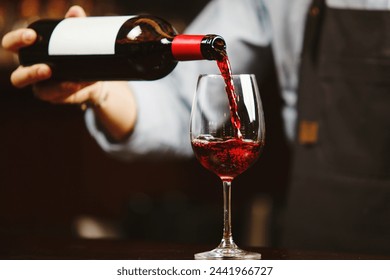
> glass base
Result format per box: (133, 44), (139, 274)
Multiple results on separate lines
(194, 246), (261, 260)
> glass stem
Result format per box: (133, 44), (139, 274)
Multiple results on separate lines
(220, 180), (237, 249)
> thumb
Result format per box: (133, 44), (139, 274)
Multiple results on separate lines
(65, 5), (87, 18)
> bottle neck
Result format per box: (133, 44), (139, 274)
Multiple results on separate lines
(171, 34), (226, 61)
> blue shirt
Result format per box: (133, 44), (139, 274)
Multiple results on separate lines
(86, 0), (390, 161)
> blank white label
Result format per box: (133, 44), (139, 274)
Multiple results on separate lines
(48, 16), (133, 55)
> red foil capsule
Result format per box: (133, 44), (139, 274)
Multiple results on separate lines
(171, 34), (205, 61)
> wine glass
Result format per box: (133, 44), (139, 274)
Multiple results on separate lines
(190, 74), (265, 260)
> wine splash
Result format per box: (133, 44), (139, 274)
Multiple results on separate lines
(216, 50), (242, 139)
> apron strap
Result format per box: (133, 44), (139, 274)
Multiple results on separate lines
(302, 0), (326, 63)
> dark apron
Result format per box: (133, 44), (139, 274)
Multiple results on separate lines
(282, 0), (390, 255)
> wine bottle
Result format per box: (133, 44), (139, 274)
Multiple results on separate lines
(18, 15), (226, 81)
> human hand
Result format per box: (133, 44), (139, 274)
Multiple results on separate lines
(1, 5), (105, 106)
(2, 6), (137, 140)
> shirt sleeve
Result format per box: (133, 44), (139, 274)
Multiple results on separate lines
(85, 0), (273, 161)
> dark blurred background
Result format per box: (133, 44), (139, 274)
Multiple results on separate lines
(0, 0), (279, 248)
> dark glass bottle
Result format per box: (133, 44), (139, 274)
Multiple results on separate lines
(19, 15), (226, 81)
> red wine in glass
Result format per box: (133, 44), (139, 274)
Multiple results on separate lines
(192, 137), (264, 181)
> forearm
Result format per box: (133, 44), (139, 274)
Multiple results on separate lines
(90, 81), (137, 142)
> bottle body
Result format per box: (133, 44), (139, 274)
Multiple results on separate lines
(19, 16), (226, 81)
